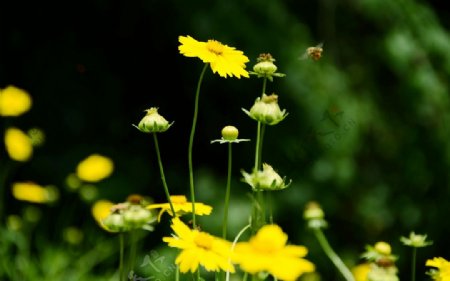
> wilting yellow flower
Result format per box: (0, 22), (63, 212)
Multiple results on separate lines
(352, 263), (370, 281)
(91, 199), (114, 231)
(4, 127), (33, 162)
(147, 195), (212, 222)
(232, 224), (315, 281)
(12, 182), (58, 204)
(163, 217), (234, 273)
(0, 85), (32, 116)
(426, 257), (450, 281)
(178, 35), (249, 78)
(76, 154), (114, 182)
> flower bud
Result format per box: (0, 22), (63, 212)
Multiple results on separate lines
(136, 107), (173, 133)
(374, 241), (391, 255)
(243, 94), (288, 125)
(253, 60), (277, 76)
(103, 213), (127, 232)
(241, 163), (290, 191)
(122, 205), (154, 229)
(303, 201), (328, 229)
(221, 125), (239, 141)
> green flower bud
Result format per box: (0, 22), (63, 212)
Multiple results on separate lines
(243, 94), (288, 125)
(253, 61), (277, 76)
(303, 201), (328, 229)
(135, 107), (173, 133)
(374, 241), (391, 255)
(241, 163), (291, 191)
(221, 125), (239, 141)
(400, 231), (433, 248)
(103, 213), (127, 232)
(122, 205), (154, 229)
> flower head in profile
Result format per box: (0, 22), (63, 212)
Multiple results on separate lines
(0, 85), (32, 117)
(178, 35), (249, 78)
(210, 125), (250, 144)
(400, 231), (433, 248)
(241, 163), (291, 191)
(426, 257), (450, 281)
(163, 217), (234, 273)
(4, 127), (33, 162)
(249, 53), (286, 82)
(147, 195), (212, 222)
(242, 93), (288, 125)
(76, 154), (114, 182)
(12, 182), (59, 204)
(232, 224), (315, 281)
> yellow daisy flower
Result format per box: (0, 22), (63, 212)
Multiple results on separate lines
(91, 199), (115, 231)
(163, 217), (235, 273)
(232, 224), (315, 281)
(426, 257), (450, 281)
(12, 182), (58, 204)
(0, 85), (32, 117)
(76, 154), (114, 182)
(4, 127), (33, 162)
(147, 195), (212, 222)
(178, 35), (250, 79)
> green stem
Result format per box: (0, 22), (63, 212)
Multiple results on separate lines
(412, 247), (417, 281)
(188, 63), (208, 228)
(313, 228), (355, 281)
(222, 143), (233, 239)
(242, 273), (249, 281)
(176, 265), (180, 281)
(119, 233), (125, 281)
(261, 78), (267, 97)
(153, 133), (175, 215)
(253, 122), (262, 171)
(226, 224), (251, 281)
(128, 230), (137, 275)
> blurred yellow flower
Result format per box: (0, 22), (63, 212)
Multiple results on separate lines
(352, 263), (370, 281)
(178, 35), (249, 78)
(4, 127), (33, 162)
(147, 195), (212, 222)
(0, 85), (32, 116)
(76, 154), (114, 182)
(12, 182), (58, 204)
(232, 224), (315, 281)
(91, 199), (114, 231)
(163, 217), (234, 273)
(426, 257), (450, 281)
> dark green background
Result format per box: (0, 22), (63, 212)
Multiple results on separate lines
(1, 0), (449, 280)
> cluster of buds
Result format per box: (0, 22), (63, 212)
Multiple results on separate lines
(241, 163), (291, 191)
(303, 201), (328, 230)
(242, 93), (288, 126)
(102, 194), (156, 233)
(361, 241), (399, 281)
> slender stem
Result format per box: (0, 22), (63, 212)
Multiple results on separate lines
(258, 124), (265, 168)
(261, 78), (267, 97)
(119, 233), (125, 281)
(313, 228), (355, 281)
(253, 122), (262, 171)
(128, 230), (137, 275)
(226, 224), (251, 281)
(152, 133), (175, 215)
(188, 63), (208, 228)
(267, 192), (273, 224)
(175, 265), (180, 281)
(222, 143), (233, 239)
(242, 273), (248, 281)
(412, 248), (417, 281)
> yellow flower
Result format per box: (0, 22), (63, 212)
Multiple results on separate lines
(232, 224), (315, 281)
(163, 217), (235, 273)
(0, 85), (32, 116)
(352, 263), (370, 281)
(91, 199), (114, 231)
(12, 182), (58, 204)
(147, 195), (212, 222)
(76, 154), (114, 182)
(4, 127), (33, 162)
(426, 257), (450, 281)
(178, 35), (249, 78)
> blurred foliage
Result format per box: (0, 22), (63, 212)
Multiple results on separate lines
(1, 0), (449, 280)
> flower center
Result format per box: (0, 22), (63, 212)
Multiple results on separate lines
(170, 195), (187, 204)
(194, 232), (214, 250)
(206, 40), (224, 55)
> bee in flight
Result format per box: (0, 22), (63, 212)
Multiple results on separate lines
(299, 42), (324, 61)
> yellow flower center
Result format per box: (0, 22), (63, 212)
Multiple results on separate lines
(194, 231), (214, 250)
(170, 195), (188, 204)
(206, 40), (224, 55)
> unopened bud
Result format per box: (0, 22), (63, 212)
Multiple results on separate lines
(135, 107), (173, 133)
(221, 125), (239, 141)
